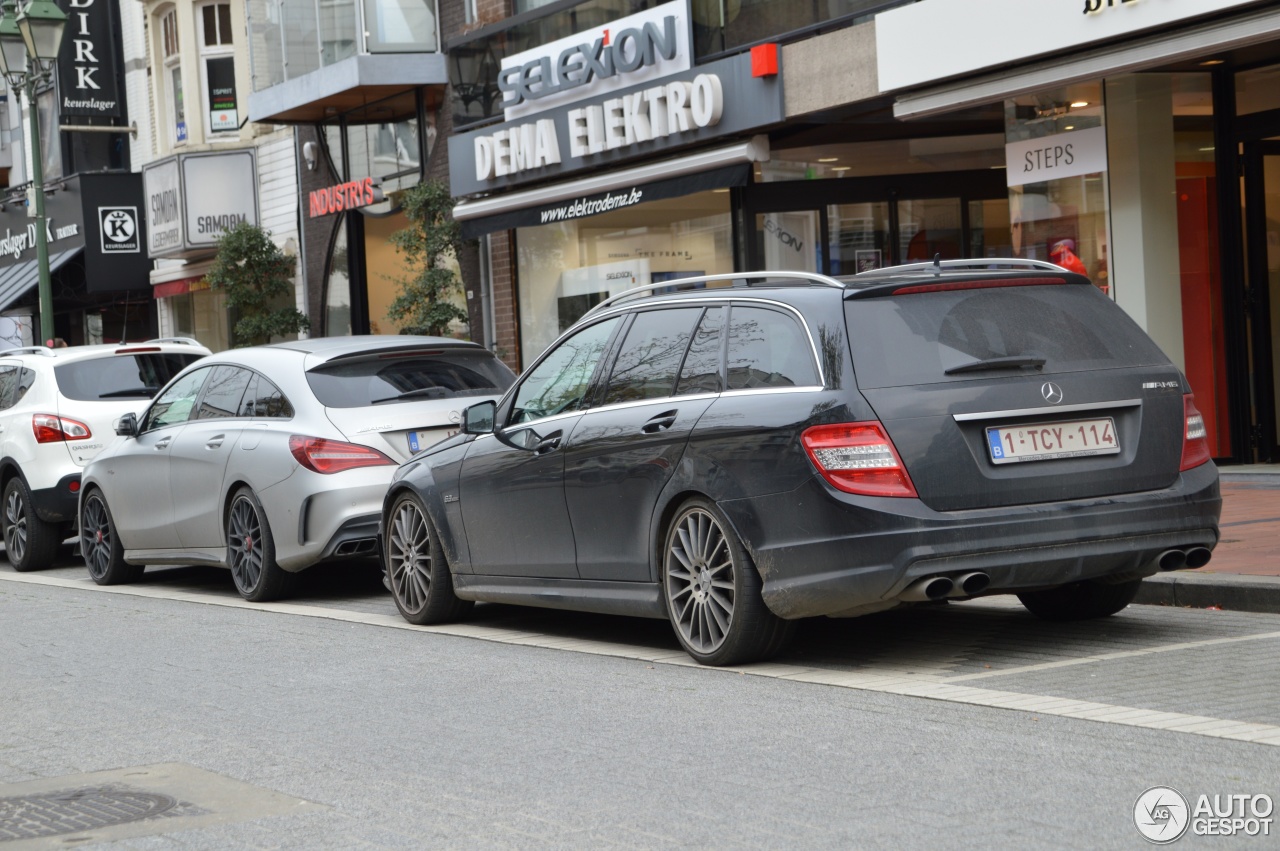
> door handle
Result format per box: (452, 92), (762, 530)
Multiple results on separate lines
(154, 437), (172, 450)
(641, 410), (678, 434)
(205, 436), (225, 449)
(534, 431), (563, 455)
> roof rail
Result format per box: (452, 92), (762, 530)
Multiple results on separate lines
(143, 337), (202, 347)
(583, 271), (845, 318)
(0, 345), (55, 357)
(854, 258), (1068, 276)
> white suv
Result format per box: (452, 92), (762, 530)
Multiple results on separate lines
(0, 339), (210, 571)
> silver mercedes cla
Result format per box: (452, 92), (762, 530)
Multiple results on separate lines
(78, 336), (514, 601)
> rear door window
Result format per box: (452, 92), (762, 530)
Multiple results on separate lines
(602, 308), (702, 405)
(675, 307), (724, 396)
(55, 353), (204, 401)
(845, 285), (1169, 389)
(725, 306), (819, 390)
(306, 349), (514, 408)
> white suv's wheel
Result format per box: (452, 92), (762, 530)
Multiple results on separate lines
(3, 477), (60, 572)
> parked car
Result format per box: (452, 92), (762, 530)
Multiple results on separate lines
(380, 261), (1221, 666)
(78, 336), (515, 601)
(0, 338), (210, 572)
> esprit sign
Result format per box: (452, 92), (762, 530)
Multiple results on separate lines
(499, 0), (690, 121)
(308, 177), (385, 218)
(1004, 126), (1108, 187)
(56, 0), (123, 119)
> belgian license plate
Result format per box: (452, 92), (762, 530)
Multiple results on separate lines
(407, 428), (457, 454)
(986, 418), (1119, 465)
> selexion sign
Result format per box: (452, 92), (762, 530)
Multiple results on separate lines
(449, 52), (779, 197)
(498, 0), (690, 121)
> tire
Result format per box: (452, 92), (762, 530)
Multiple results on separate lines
(1017, 578), (1143, 621)
(385, 491), (472, 625)
(80, 489), (143, 585)
(661, 497), (794, 666)
(227, 486), (295, 602)
(3, 476), (60, 572)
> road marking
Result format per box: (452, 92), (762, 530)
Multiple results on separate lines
(4, 570), (1279, 749)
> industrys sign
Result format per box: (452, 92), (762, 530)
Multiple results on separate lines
(308, 177), (385, 218)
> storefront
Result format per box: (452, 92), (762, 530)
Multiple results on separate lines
(874, 0), (1280, 463)
(0, 173), (153, 346)
(448, 0), (785, 365)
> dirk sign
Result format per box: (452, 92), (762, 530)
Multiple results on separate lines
(56, 0), (124, 119)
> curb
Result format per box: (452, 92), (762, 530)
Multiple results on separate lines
(1136, 572), (1280, 615)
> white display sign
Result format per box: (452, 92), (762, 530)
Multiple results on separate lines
(499, 0), (691, 122)
(877, 0), (1261, 93)
(181, 151), (258, 247)
(1005, 126), (1108, 188)
(143, 158), (182, 256)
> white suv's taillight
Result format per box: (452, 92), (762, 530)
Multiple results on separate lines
(801, 421), (918, 498)
(1180, 394), (1212, 471)
(289, 435), (395, 474)
(32, 414), (92, 444)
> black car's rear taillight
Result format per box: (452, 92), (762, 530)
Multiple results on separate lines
(801, 422), (918, 498)
(1180, 394), (1212, 471)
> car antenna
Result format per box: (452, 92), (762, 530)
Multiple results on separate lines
(933, 253), (942, 276)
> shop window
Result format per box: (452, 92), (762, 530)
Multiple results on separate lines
(515, 190), (734, 365)
(158, 8), (186, 145)
(325, 219), (353, 336)
(199, 2), (239, 136)
(763, 135), (1006, 182)
(1005, 84), (1107, 290)
(320, 0), (359, 65)
(695, 0), (886, 57)
(828, 202), (891, 274)
(1236, 64), (1280, 116)
(898, 199), (962, 264)
(363, 0), (437, 53)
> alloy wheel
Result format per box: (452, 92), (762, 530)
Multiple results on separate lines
(81, 496), (113, 580)
(4, 487), (27, 565)
(665, 507), (736, 655)
(228, 496), (263, 593)
(387, 499), (432, 613)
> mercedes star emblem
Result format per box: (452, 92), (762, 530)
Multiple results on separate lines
(1041, 382), (1064, 404)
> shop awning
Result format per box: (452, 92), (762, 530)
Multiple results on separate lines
(892, 5), (1280, 119)
(0, 248), (83, 313)
(453, 136), (770, 240)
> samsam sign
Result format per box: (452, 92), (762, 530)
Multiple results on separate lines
(142, 151), (258, 258)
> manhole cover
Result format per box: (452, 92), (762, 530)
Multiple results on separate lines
(0, 784), (177, 841)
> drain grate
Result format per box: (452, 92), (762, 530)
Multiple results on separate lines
(0, 783), (184, 841)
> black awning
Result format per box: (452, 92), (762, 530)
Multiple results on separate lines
(458, 163), (751, 240)
(0, 248), (84, 313)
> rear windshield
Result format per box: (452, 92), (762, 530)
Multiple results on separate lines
(55, 353), (205, 401)
(845, 285), (1169, 389)
(306, 349), (515, 408)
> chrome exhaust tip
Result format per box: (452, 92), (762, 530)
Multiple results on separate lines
(950, 571), (991, 597)
(900, 576), (954, 602)
(1184, 547), (1212, 569)
(1157, 549), (1187, 571)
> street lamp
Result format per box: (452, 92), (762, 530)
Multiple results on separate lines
(0, 0), (66, 346)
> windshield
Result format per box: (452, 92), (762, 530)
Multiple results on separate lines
(55, 353), (205, 401)
(306, 349), (515, 408)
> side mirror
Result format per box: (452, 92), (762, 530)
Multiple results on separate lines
(115, 412), (139, 437)
(461, 400), (496, 435)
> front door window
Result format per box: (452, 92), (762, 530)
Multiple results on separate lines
(509, 317), (620, 425)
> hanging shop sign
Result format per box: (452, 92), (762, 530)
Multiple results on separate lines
(142, 151), (258, 259)
(498, 0), (691, 122)
(56, 0), (125, 119)
(877, 0), (1260, 93)
(1005, 126), (1108, 187)
(307, 177), (385, 218)
(449, 51), (782, 197)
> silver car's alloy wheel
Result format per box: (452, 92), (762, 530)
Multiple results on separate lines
(81, 495), (112, 581)
(4, 487), (27, 565)
(388, 498), (432, 614)
(665, 507), (736, 655)
(227, 496), (264, 593)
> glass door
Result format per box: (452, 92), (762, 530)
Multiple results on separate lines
(1241, 141), (1280, 461)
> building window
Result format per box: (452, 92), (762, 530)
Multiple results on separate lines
(199, 2), (238, 135)
(160, 8), (186, 145)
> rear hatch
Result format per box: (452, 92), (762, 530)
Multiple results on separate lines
(54, 348), (206, 466)
(844, 277), (1184, 511)
(306, 345), (516, 464)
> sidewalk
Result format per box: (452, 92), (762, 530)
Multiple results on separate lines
(1135, 466), (1280, 613)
